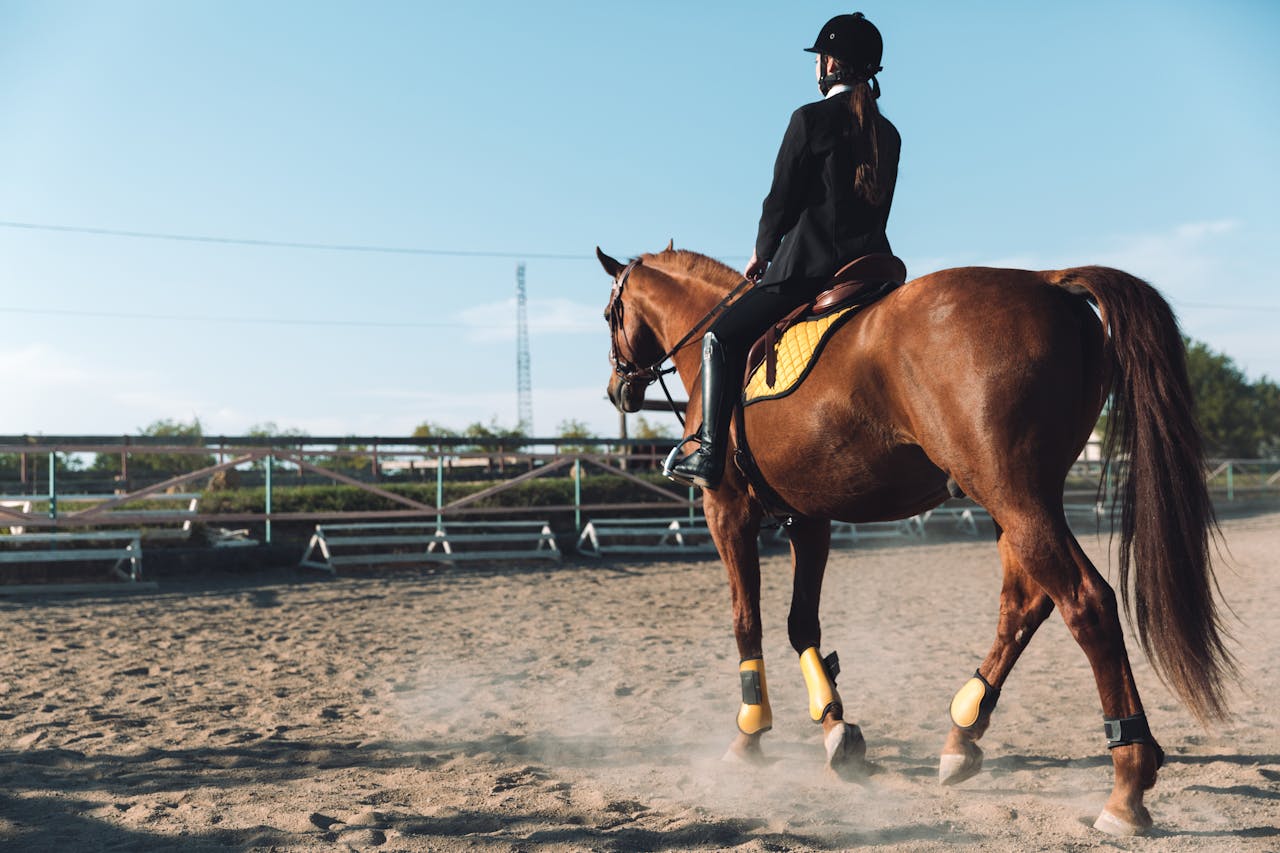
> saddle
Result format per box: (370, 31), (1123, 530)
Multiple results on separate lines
(743, 253), (907, 401)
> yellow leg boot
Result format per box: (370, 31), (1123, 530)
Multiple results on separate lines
(940, 670), (1000, 785)
(725, 658), (772, 765)
(798, 647), (842, 722)
(798, 647), (866, 775)
(736, 658), (773, 734)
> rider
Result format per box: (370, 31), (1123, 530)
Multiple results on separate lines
(665, 12), (901, 490)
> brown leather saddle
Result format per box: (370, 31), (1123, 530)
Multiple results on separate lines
(745, 253), (908, 388)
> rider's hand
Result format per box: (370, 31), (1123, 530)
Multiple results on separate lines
(744, 251), (768, 282)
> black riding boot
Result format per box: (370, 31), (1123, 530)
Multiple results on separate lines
(664, 332), (729, 489)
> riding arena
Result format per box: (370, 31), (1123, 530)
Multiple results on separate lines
(0, 415), (1277, 851)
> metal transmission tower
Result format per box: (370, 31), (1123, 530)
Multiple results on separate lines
(515, 263), (533, 434)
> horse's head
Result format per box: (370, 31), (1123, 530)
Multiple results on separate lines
(597, 246), (665, 413)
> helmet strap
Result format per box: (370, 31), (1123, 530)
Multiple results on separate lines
(820, 66), (882, 99)
(817, 55), (832, 96)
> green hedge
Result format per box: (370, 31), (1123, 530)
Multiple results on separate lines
(200, 473), (691, 516)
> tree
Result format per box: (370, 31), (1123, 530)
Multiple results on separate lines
(0, 438), (81, 485)
(462, 418), (526, 452)
(411, 420), (454, 454)
(1252, 379), (1280, 458)
(411, 421), (453, 440)
(1099, 338), (1280, 459)
(556, 418), (594, 454)
(0, 453), (19, 479)
(91, 418), (215, 481)
(329, 439), (374, 472)
(1183, 340), (1257, 457)
(247, 422), (309, 442)
(632, 415), (675, 440)
(245, 422), (310, 470)
(623, 415), (677, 471)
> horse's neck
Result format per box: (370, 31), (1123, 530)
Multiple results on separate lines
(636, 263), (733, 396)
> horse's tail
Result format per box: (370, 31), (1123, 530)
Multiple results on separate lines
(1049, 263), (1228, 717)
(1048, 265), (1234, 724)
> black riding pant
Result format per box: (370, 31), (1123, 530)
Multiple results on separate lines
(709, 278), (828, 390)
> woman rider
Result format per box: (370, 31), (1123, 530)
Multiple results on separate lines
(665, 12), (901, 490)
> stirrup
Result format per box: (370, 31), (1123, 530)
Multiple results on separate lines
(662, 436), (703, 485)
(665, 439), (722, 489)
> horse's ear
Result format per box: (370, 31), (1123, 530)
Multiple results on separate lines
(596, 247), (624, 277)
(665, 239), (674, 252)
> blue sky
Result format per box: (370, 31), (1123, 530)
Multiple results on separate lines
(1, 1), (1277, 438)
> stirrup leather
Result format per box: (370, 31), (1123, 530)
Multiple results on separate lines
(663, 332), (727, 489)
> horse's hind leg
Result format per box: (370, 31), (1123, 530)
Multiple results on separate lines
(786, 517), (867, 777)
(992, 510), (1162, 835)
(939, 525), (1054, 785)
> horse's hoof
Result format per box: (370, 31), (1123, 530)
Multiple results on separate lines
(1093, 808), (1152, 837)
(825, 722), (868, 778)
(722, 733), (766, 766)
(938, 741), (983, 786)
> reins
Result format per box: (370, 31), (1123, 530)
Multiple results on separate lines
(608, 260), (754, 429)
(664, 275), (754, 363)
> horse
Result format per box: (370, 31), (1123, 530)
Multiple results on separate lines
(595, 245), (1234, 837)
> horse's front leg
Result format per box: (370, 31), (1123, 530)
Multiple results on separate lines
(786, 517), (867, 777)
(705, 492), (770, 764)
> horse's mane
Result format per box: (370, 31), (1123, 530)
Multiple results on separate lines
(640, 248), (741, 292)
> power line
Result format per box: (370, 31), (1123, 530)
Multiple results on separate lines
(0, 305), (599, 331)
(1175, 301), (1280, 314)
(0, 218), (749, 262)
(4, 297), (1273, 334)
(2, 217), (1276, 315)
(0, 219), (597, 260)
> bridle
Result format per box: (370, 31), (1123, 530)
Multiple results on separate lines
(605, 260), (660, 388)
(606, 258), (753, 427)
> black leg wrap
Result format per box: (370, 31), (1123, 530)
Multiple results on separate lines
(823, 651), (840, 683)
(972, 670), (1000, 716)
(1103, 713), (1165, 769)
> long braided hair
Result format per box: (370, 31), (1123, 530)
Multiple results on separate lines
(822, 56), (888, 205)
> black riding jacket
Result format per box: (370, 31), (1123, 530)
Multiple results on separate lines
(755, 92), (901, 289)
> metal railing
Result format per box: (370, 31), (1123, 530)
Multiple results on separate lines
(1, 436), (1276, 544)
(0, 436), (699, 543)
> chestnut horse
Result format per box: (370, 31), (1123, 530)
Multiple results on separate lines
(596, 246), (1233, 836)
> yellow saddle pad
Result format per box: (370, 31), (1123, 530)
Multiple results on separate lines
(743, 307), (854, 404)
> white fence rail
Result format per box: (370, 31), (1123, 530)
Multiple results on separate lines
(300, 520), (560, 573)
(0, 531), (142, 582)
(577, 517), (716, 556)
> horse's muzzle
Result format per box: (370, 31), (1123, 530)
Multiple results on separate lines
(608, 375), (645, 414)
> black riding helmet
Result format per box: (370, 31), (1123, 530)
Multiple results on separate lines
(805, 12), (883, 78)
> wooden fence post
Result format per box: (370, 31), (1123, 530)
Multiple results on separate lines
(265, 454), (274, 544)
(48, 452), (57, 522)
